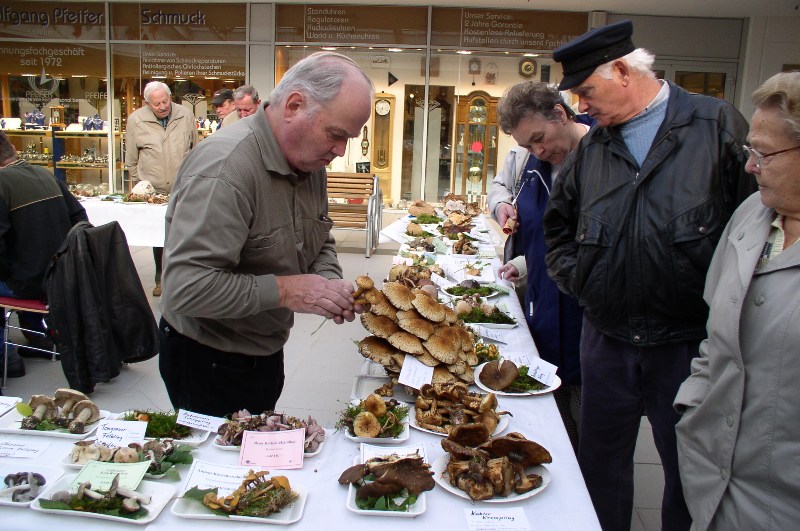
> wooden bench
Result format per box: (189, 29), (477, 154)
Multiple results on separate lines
(326, 172), (382, 257)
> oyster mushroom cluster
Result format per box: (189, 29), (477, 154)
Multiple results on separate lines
(70, 439), (184, 473)
(441, 432), (552, 501)
(20, 389), (99, 434)
(415, 382), (507, 444)
(48, 474), (151, 513)
(2, 472), (46, 503)
(215, 411), (325, 453)
(338, 454), (435, 501)
(353, 276), (480, 388)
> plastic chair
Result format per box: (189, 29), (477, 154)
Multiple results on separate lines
(1, 297), (58, 389)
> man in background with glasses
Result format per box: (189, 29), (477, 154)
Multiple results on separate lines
(544, 21), (755, 531)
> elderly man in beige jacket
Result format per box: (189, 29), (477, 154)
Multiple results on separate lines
(125, 81), (198, 296)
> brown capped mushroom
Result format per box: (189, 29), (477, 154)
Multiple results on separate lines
(352, 411), (381, 438)
(478, 433), (553, 467)
(362, 394), (387, 417)
(21, 395), (56, 430)
(54, 389), (89, 419)
(383, 282), (416, 311)
(68, 400), (100, 434)
(113, 447), (140, 463)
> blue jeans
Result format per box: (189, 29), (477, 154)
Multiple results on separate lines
(578, 318), (695, 531)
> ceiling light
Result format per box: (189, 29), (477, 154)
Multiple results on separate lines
(456, 50), (472, 55)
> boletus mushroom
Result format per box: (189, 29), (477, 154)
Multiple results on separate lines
(479, 360), (519, 391)
(68, 400), (100, 434)
(53, 389), (89, 427)
(20, 395), (56, 430)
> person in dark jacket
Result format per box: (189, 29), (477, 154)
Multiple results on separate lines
(543, 21), (753, 531)
(493, 81), (594, 452)
(0, 131), (87, 377)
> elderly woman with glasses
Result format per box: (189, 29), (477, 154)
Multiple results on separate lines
(674, 71), (800, 531)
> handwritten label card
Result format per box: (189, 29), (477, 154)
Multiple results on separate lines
(239, 428), (305, 469)
(0, 396), (21, 417)
(473, 326), (508, 344)
(96, 419), (147, 448)
(465, 507), (531, 530)
(71, 460), (150, 491)
(0, 436), (50, 458)
(176, 409), (226, 433)
(398, 355), (434, 390)
(529, 358), (558, 386)
(182, 459), (261, 497)
(361, 442), (426, 463)
(499, 351), (531, 366)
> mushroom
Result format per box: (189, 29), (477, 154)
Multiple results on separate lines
(68, 400), (100, 434)
(478, 433), (553, 467)
(362, 394), (387, 417)
(1, 472), (46, 502)
(352, 411), (381, 438)
(70, 441), (101, 464)
(113, 447), (140, 463)
(21, 395), (57, 430)
(53, 389), (89, 422)
(121, 497), (140, 512)
(76, 481), (104, 500)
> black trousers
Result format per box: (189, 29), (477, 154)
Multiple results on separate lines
(158, 317), (285, 417)
(153, 247), (163, 283)
(578, 318), (695, 531)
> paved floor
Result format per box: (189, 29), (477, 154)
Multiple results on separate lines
(2, 212), (665, 530)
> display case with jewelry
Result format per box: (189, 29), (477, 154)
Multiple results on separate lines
(3, 130), (54, 167)
(53, 130), (124, 188)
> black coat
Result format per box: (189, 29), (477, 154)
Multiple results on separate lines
(544, 82), (755, 346)
(45, 221), (157, 393)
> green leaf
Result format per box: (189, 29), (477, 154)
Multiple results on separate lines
(37, 499), (72, 510)
(16, 402), (32, 417)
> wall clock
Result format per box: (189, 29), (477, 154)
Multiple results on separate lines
(375, 99), (391, 116)
(519, 59), (537, 78)
(468, 58), (482, 75)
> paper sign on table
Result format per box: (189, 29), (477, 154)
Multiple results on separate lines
(529, 358), (558, 386)
(465, 507), (531, 530)
(0, 436), (50, 458)
(239, 428), (305, 469)
(183, 459), (263, 497)
(473, 326), (508, 344)
(71, 460), (150, 491)
(96, 419), (147, 448)
(0, 396), (21, 416)
(499, 351), (531, 366)
(430, 272), (454, 290)
(176, 409), (226, 432)
(398, 355), (434, 390)
(361, 442), (426, 463)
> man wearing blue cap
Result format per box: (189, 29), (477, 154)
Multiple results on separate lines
(543, 20), (754, 531)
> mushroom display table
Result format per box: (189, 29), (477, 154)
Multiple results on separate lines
(80, 197), (167, 248)
(0, 213), (601, 530)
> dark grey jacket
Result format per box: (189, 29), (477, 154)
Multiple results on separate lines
(544, 82), (754, 346)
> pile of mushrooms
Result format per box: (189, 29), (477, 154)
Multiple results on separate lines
(353, 276), (480, 390)
(49, 474), (150, 513)
(21, 389), (100, 434)
(414, 381), (508, 444)
(70, 439), (177, 472)
(2, 472), (46, 503)
(215, 411), (325, 453)
(339, 394), (406, 439)
(338, 454), (435, 500)
(441, 432), (552, 501)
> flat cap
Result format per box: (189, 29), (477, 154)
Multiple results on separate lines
(553, 20), (635, 90)
(211, 88), (234, 106)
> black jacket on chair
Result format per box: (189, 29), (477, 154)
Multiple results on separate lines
(45, 221), (157, 393)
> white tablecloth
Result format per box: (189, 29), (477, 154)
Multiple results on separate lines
(1, 214), (600, 530)
(81, 198), (167, 248)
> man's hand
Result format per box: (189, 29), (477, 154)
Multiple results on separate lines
(496, 203), (517, 233)
(276, 275), (360, 324)
(497, 263), (520, 283)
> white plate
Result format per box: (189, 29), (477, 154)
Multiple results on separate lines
(409, 406), (509, 437)
(0, 397), (21, 418)
(115, 412), (210, 446)
(461, 320), (518, 329)
(0, 463), (64, 507)
(212, 430), (328, 457)
(431, 455), (551, 503)
(345, 458), (426, 517)
(171, 484), (307, 525)
(473, 363), (563, 396)
(0, 409), (110, 439)
(31, 474), (175, 524)
(343, 413), (410, 444)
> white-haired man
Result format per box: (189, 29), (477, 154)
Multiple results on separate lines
(221, 85), (262, 127)
(543, 20), (754, 531)
(158, 52), (373, 416)
(125, 81), (198, 296)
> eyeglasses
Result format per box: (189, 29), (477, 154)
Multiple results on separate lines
(742, 144), (800, 169)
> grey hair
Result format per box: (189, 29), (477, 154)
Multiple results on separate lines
(269, 52), (374, 115)
(497, 81), (575, 134)
(233, 84), (260, 102)
(594, 48), (657, 81)
(143, 81), (171, 103)
(752, 71), (800, 141)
